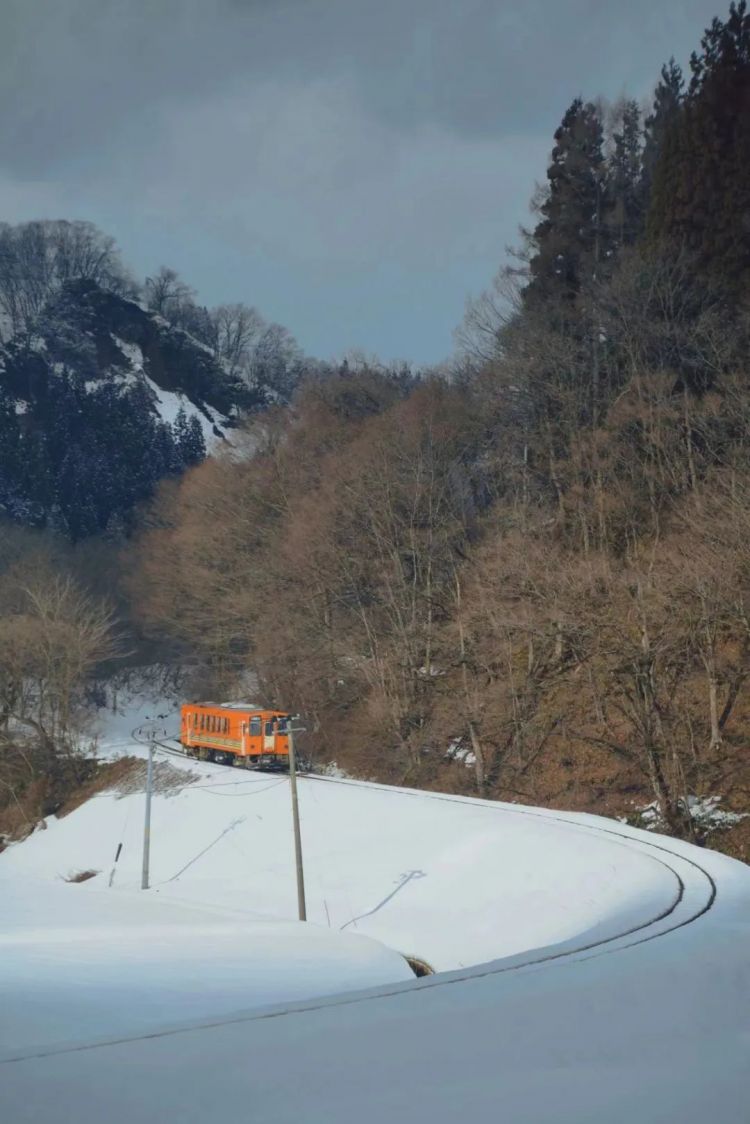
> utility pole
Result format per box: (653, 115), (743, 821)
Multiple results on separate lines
(133, 720), (167, 892)
(287, 719), (307, 921)
(141, 737), (154, 890)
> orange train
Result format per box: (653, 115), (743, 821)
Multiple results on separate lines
(180, 702), (291, 769)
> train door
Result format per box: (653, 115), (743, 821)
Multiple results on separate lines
(276, 716), (289, 751)
(264, 716), (276, 753)
(247, 715), (261, 756)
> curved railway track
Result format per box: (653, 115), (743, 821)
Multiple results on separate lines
(136, 731), (717, 990)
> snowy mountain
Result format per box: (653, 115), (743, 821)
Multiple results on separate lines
(1, 279), (240, 443)
(0, 280), (246, 537)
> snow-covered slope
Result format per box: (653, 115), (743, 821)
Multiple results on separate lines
(0, 749), (690, 970)
(2, 714), (749, 1123)
(0, 280), (236, 447)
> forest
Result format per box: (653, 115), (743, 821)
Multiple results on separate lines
(2, 2), (750, 857)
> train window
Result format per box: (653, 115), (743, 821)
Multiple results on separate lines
(200, 714), (205, 730)
(249, 716), (261, 735)
(265, 718), (275, 737)
(223, 718), (228, 734)
(277, 717), (289, 733)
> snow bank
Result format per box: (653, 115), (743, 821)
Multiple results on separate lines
(0, 876), (412, 1056)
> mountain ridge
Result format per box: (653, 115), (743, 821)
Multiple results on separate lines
(0, 278), (246, 537)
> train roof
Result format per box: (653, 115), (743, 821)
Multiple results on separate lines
(184, 701), (287, 713)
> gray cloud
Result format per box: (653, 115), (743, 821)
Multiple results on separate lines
(0, 1), (726, 362)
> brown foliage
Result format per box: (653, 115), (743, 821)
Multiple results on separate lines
(131, 283), (750, 847)
(0, 537), (121, 839)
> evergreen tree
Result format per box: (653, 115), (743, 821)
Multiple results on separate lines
(526, 99), (610, 313)
(57, 444), (100, 540)
(0, 384), (22, 518)
(184, 415), (207, 466)
(648, 2), (750, 287)
(173, 406), (206, 467)
(608, 100), (644, 248)
(641, 59), (684, 207)
(151, 422), (180, 480)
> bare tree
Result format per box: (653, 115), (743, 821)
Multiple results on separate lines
(0, 220), (131, 338)
(454, 265), (524, 367)
(144, 266), (195, 321)
(0, 572), (119, 750)
(212, 303), (264, 378)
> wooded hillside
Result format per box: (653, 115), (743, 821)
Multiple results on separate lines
(130, 4), (750, 856)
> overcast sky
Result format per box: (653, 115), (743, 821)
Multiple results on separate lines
(0, 1), (726, 364)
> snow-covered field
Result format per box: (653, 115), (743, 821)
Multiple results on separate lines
(2, 704), (750, 1123)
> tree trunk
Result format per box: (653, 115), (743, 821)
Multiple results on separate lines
(468, 720), (486, 795)
(706, 659), (722, 750)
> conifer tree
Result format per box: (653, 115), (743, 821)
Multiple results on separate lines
(173, 406), (206, 467)
(648, 2), (750, 287)
(185, 415), (206, 465)
(0, 385), (22, 518)
(608, 100), (644, 248)
(57, 444), (99, 540)
(641, 59), (684, 208)
(526, 99), (609, 314)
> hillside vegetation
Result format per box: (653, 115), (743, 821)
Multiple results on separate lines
(132, 4), (750, 857)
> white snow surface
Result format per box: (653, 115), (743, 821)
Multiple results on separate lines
(2, 701), (750, 1123)
(110, 336), (228, 448)
(142, 372), (226, 448)
(1, 876), (411, 1057)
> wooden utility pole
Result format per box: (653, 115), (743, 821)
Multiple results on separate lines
(287, 720), (307, 921)
(137, 721), (166, 892)
(141, 739), (154, 890)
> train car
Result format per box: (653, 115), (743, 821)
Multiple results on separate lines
(180, 702), (291, 769)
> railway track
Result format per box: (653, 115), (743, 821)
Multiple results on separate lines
(133, 727), (717, 977)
